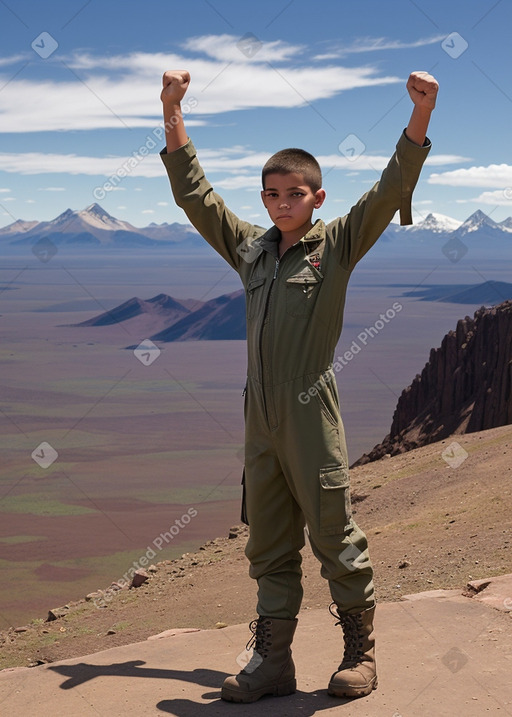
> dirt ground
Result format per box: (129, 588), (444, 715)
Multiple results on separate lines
(1, 424), (511, 671)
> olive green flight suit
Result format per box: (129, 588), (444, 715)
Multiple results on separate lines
(161, 131), (431, 618)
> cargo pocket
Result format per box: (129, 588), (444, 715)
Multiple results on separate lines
(319, 465), (351, 535)
(240, 468), (249, 526)
(285, 272), (321, 317)
(246, 276), (266, 320)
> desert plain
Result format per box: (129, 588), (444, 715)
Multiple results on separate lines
(1, 244), (510, 629)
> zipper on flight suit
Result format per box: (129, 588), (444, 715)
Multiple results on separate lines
(259, 256), (281, 429)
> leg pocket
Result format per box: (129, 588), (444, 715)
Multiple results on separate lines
(319, 465), (351, 535)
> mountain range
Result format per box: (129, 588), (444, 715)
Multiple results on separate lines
(0, 204), (511, 254)
(0, 203), (202, 249)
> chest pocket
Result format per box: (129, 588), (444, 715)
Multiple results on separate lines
(286, 271), (321, 317)
(246, 276), (266, 320)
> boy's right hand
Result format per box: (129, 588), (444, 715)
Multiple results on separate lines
(161, 70), (190, 105)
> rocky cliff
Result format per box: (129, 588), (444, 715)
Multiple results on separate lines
(356, 300), (512, 464)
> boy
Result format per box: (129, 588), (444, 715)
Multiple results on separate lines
(160, 69), (438, 703)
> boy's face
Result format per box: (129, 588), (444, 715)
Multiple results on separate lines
(261, 172), (325, 236)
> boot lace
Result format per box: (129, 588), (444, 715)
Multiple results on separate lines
(329, 602), (364, 668)
(246, 616), (273, 660)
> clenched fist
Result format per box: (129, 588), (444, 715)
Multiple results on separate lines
(406, 71), (439, 110)
(161, 70), (190, 106)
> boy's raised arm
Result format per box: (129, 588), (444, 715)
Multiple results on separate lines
(161, 70), (190, 152)
(335, 71), (438, 270)
(159, 70), (260, 272)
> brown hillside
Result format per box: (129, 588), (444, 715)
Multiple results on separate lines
(1, 424), (511, 671)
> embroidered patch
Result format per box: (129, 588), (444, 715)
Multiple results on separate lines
(308, 252), (321, 270)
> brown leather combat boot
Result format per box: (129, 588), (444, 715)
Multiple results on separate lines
(328, 603), (378, 698)
(221, 615), (297, 703)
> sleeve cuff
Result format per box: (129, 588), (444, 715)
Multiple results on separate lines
(397, 128), (432, 158)
(159, 138), (197, 168)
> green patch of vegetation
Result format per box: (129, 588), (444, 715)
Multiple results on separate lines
(0, 494), (97, 516)
(139, 483), (240, 505)
(0, 535), (47, 544)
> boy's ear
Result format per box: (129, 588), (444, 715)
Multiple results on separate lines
(260, 189), (267, 207)
(314, 188), (326, 209)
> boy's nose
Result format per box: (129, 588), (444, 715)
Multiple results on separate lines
(279, 201), (290, 209)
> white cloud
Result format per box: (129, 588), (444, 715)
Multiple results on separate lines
(314, 34), (446, 59)
(0, 151), (163, 177)
(0, 148), (471, 180)
(0, 54), (27, 67)
(428, 164), (512, 187)
(0, 188), (11, 192)
(37, 186), (66, 191)
(216, 175), (262, 190)
(181, 35), (302, 63)
(0, 44), (403, 132)
(457, 189), (512, 206)
(141, 209), (154, 214)
(424, 155), (472, 166)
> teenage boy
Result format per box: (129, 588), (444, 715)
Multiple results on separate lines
(160, 68), (438, 703)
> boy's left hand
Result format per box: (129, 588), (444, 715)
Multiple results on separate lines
(406, 71), (439, 110)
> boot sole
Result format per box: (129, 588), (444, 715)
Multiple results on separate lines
(328, 676), (378, 699)
(221, 678), (297, 703)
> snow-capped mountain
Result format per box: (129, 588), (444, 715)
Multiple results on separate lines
(456, 210), (504, 237)
(0, 204), (511, 256)
(499, 217), (512, 231)
(0, 203), (201, 249)
(0, 218), (39, 236)
(405, 212), (462, 233)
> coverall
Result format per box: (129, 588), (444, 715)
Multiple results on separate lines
(161, 131), (431, 618)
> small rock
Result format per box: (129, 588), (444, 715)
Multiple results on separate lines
(130, 570), (150, 588)
(47, 606), (70, 622)
(14, 626), (29, 633)
(148, 565), (158, 573)
(215, 622), (228, 629)
(398, 560), (411, 569)
(108, 582), (124, 591)
(106, 629), (116, 635)
(28, 658), (51, 667)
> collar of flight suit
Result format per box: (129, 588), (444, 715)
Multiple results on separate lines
(257, 218), (327, 263)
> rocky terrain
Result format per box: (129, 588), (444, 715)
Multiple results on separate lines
(356, 300), (512, 464)
(1, 424), (511, 671)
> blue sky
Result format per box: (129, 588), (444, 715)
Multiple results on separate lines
(0, 0), (511, 229)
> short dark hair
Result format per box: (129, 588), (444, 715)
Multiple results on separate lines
(262, 148), (322, 192)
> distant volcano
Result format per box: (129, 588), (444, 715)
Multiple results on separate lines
(72, 289), (246, 342)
